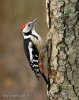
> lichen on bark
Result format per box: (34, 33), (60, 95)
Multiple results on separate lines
(46, 0), (79, 100)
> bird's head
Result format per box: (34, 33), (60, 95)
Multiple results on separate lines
(21, 18), (37, 34)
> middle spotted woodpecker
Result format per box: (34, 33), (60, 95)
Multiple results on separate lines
(21, 19), (48, 84)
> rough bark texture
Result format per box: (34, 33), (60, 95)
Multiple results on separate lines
(46, 0), (79, 100)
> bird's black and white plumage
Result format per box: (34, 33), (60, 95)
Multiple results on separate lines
(21, 19), (48, 84)
(23, 34), (40, 78)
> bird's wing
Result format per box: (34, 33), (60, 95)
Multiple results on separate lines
(24, 39), (40, 78)
(30, 36), (45, 61)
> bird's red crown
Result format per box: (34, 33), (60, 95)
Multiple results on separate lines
(21, 22), (28, 32)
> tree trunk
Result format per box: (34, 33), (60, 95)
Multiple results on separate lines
(46, 0), (79, 100)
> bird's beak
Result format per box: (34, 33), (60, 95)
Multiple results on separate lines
(32, 18), (38, 27)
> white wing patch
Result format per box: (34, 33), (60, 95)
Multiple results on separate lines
(33, 64), (38, 67)
(32, 59), (38, 62)
(24, 35), (32, 39)
(28, 42), (33, 62)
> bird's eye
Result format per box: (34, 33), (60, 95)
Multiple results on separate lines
(28, 24), (31, 27)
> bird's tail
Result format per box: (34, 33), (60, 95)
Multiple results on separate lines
(39, 71), (48, 84)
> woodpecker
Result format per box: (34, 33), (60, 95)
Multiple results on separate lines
(21, 19), (48, 84)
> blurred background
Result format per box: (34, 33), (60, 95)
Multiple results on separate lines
(0, 0), (49, 100)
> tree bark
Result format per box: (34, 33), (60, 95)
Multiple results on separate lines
(46, 0), (79, 100)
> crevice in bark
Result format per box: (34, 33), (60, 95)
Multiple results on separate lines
(46, 38), (52, 92)
(47, 0), (51, 28)
(46, 0), (51, 28)
(75, 0), (79, 11)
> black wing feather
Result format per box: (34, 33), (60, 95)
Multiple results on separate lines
(24, 38), (40, 78)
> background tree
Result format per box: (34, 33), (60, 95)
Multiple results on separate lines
(46, 0), (79, 100)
